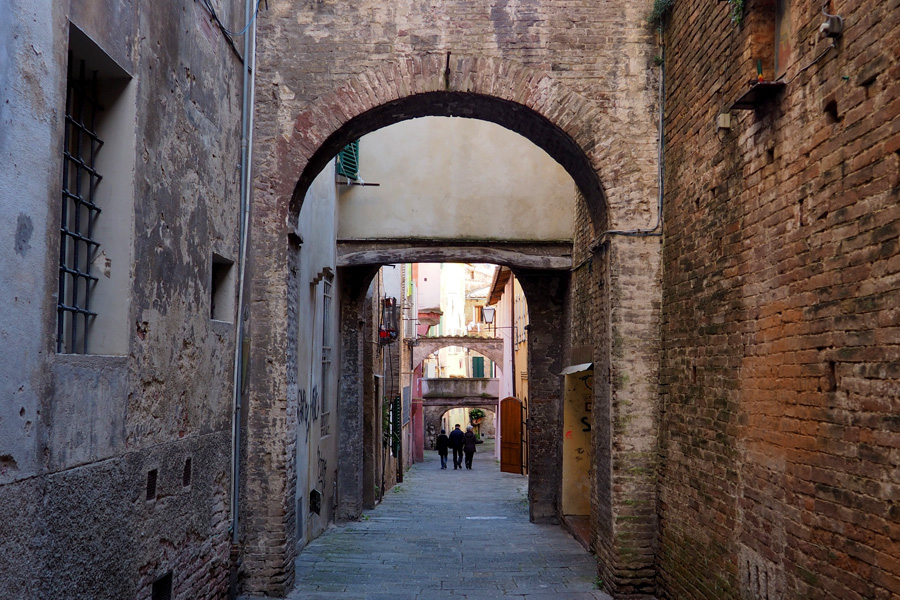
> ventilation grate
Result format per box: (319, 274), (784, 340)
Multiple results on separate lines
(146, 469), (158, 501)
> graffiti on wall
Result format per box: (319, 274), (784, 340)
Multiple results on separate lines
(316, 446), (327, 489)
(297, 384), (322, 439)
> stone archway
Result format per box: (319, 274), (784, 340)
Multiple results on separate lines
(412, 336), (504, 370)
(245, 53), (661, 600)
(270, 57), (617, 228)
(423, 401), (499, 450)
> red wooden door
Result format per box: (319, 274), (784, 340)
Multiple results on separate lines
(500, 397), (523, 474)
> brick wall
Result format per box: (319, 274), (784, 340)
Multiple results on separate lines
(660, 0), (900, 598)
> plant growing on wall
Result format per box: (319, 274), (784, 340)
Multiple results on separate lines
(728, 0), (744, 24)
(647, 0), (674, 26)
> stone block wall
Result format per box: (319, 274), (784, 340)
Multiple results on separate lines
(659, 0), (900, 598)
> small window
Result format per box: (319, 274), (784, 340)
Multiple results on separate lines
(151, 572), (173, 600)
(210, 254), (235, 322)
(309, 489), (322, 515)
(146, 468), (158, 501)
(472, 356), (485, 378)
(336, 140), (360, 180)
(182, 457), (192, 487)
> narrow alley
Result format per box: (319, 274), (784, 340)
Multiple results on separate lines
(253, 440), (611, 600)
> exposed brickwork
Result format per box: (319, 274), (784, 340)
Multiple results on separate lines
(659, 0), (900, 598)
(514, 270), (569, 523)
(249, 0), (663, 595)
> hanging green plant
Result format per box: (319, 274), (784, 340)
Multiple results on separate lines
(469, 408), (486, 421)
(728, 0), (744, 24)
(647, 0), (674, 27)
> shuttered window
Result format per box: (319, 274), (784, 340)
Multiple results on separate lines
(336, 140), (360, 180)
(472, 356), (485, 378)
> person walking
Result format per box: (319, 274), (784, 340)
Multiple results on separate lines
(463, 425), (477, 470)
(435, 429), (450, 469)
(448, 424), (465, 470)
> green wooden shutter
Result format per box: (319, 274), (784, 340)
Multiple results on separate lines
(472, 356), (485, 378)
(336, 140), (360, 180)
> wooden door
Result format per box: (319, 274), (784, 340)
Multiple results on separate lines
(500, 397), (523, 474)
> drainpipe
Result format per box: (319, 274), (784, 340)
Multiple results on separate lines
(231, 0), (258, 547)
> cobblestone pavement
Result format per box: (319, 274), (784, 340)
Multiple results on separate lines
(242, 440), (612, 599)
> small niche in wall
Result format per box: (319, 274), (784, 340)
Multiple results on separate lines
(210, 254), (235, 322)
(309, 489), (322, 515)
(146, 468), (158, 501)
(182, 457), (192, 487)
(151, 571), (173, 600)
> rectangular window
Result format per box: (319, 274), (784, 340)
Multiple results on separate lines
(57, 26), (134, 355)
(58, 55), (103, 354)
(472, 356), (485, 378)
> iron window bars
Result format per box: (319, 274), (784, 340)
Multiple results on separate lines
(58, 55), (103, 354)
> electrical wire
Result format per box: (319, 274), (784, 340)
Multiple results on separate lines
(778, 43), (836, 86)
(197, 0), (265, 40)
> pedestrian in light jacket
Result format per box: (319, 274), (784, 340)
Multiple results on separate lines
(463, 425), (477, 470)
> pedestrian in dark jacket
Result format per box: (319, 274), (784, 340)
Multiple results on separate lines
(448, 424), (465, 470)
(435, 429), (450, 469)
(463, 425), (477, 470)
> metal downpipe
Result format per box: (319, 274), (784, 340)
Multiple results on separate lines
(231, 0), (257, 547)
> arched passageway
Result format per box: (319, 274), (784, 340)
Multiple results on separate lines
(243, 51), (662, 599)
(424, 404), (498, 450)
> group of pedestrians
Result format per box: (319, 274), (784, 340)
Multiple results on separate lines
(435, 424), (478, 470)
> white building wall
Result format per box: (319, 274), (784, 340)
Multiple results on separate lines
(295, 161), (339, 546)
(338, 117), (575, 242)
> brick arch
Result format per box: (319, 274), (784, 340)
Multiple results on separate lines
(275, 55), (609, 228)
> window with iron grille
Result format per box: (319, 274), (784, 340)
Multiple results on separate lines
(57, 27), (134, 356)
(58, 54), (103, 354)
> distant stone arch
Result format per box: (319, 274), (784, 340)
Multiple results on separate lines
(424, 404), (498, 450)
(413, 336), (504, 370)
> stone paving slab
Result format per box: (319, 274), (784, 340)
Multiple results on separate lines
(240, 440), (612, 599)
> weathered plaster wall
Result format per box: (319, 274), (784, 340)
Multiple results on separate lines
(292, 163), (339, 549)
(338, 117), (575, 241)
(0, 0), (62, 485)
(0, 0), (245, 597)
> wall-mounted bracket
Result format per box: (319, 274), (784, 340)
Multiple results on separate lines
(730, 81), (786, 110)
